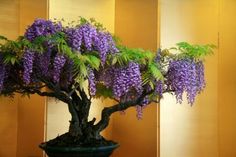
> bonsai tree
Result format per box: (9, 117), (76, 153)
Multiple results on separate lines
(0, 18), (214, 149)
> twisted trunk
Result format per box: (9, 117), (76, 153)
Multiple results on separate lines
(68, 89), (98, 142)
(67, 89), (154, 143)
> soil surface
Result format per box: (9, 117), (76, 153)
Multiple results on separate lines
(42, 133), (116, 147)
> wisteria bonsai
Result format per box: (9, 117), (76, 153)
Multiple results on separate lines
(0, 18), (214, 152)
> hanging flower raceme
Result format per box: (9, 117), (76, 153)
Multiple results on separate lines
(65, 23), (119, 64)
(98, 67), (114, 88)
(167, 59), (206, 104)
(37, 49), (52, 76)
(136, 105), (144, 120)
(81, 24), (97, 51)
(53, 53), (66, 83)
(64, 27), (83, 52)
(155, 80), (164, 96)
(88, 67), (96, 96)
(23, 49), (35, 84)
(0, 55), (7, 92)
(94, 32), (110, 64)
(112, 62), (143, 99)
(196, 61), (206, 92)
(94, 32), (119, 65)
(24, 19), (62, 41)
(64, 59), (74, 84)
(96, 62), (143, 101)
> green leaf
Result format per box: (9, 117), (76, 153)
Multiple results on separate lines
(83, 54), (101, 70)
(112, 57), (118, 65)
(148, 81), (155, 90)
(175, 42), (215, 59)
(95, 83), (113, 99)
(0, 35), (8, 41)
(10, 57), (16, 64)
(148, 62), (164, 80)
(79, 62), (88, 77)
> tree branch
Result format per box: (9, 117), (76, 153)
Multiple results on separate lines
(94, 90), (154, 133)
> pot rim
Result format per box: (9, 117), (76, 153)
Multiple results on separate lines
(39, 143), (119, 153)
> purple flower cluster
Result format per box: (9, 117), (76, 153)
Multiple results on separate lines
(23, 49), (35, 84)
(64, 28), (79, 51)
(64, 59), (74, 83)
(112, 62), (142, 98)
(94, 32), (110, 64)
(65, 23), (118, 64)
(53, 53), (66, 83)
(154, 48), (162, 62)
(98, 68), (113, 88)
(0, 62), (6, 91)
(167, 59), (205, 104)
(88, 68), (96, 96)
(65, 24), (96, 52)
(38, 49), (52, 76)
(136, 105), (143, 120)
(81, 24), (97, 51)
(96, 62), (154, 119)
(94, 32), (119, 64)
(196, 61), (206, 92)
(141, 96), (149, 106)
(155, 80), (163, 96)
(25, 19), (62, 41)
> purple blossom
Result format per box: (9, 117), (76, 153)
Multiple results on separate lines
(112, 62), (142, 98)
(141, 96), (149, 106)
(98, 67), (114, 88)
(196, 61), (206, 92)
(65, 23), (118, 64)
(155, 80), (163, 96)
(23, 49), (35, 84)
(94, 32), (110, 64)
(65, 27), (83, 52)
(94, 32), (119, 64)
(0, 64), (6, 91)
(38, 49), (52, 76)
(136, 105), (143, 120)
(167, 59), (206, 104)
(25, 19), (62, 41)
(155, 48), (162, 62)
(81, 24), (97, 51)
(53, 53), (66, 83)
(65, 59), (74, 83)
(88, 68), (96, 96)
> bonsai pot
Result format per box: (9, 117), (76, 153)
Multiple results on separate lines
(39, 143), (119, 157)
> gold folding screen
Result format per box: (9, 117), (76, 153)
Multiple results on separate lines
(1, 0), (236, 157)
(113, 0), (158, 157)
(0, 0), (47, 157)
(160, 0), (236, 157)
(160, 0), (219, 157)
(218, 0), (236, 156)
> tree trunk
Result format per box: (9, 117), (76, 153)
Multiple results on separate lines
(69, 121), (82, 137)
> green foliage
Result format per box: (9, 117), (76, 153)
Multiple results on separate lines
(0, 16), (214, 102)
(106, 45), (164, 91)
(95, 83), (113, 99)
(0, 35), (8, 45)
(142, 61), (164, 90)
(148, 62), (164, 80)
(77, 16), (105, 31)
(110, 46), (154, 66)
(174, 42), (215, 59)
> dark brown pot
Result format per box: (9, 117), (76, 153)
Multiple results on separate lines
(39, 143), (119, 157)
